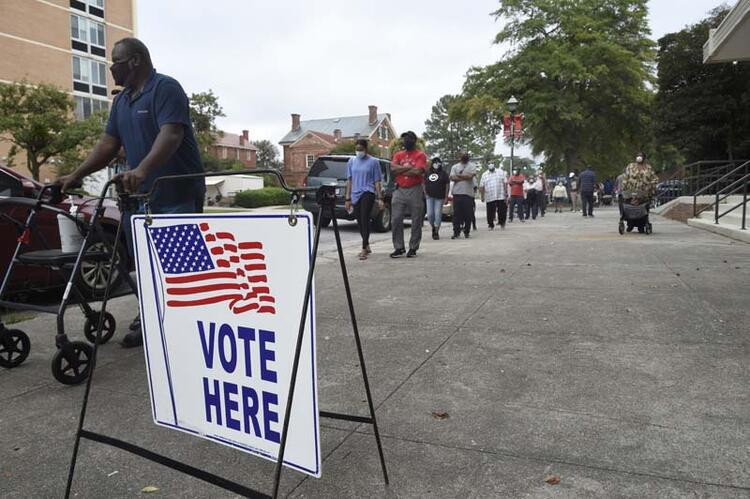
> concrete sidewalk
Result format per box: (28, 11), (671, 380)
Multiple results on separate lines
(1, 207), (749, 498)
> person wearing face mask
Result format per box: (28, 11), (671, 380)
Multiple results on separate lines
(58, 37), (205, 348)
(622, 152), (658, 202)
(449, 153), (477, 239)
(345, 140), (384, 260)
(390, 131), (427, 258)
(507, 168), (526, 222)
(424, 157), (450, 239)
(479, 163), (507, 230)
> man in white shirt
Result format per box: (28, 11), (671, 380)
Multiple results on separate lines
(479, 163), (508, 230)
(527, 175), (543, 220)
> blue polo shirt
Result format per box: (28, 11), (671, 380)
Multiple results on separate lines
(105, 69), (205, 212)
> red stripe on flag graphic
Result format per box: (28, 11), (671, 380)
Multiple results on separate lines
(153, 223), (276, 314)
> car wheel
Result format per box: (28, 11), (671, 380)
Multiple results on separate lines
(76, 230), (127, 299)
(372, 204), (391, 232)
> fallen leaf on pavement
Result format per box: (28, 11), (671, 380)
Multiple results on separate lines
(141, 486), (160, 493)
(431, 411), (450, 420)
(545, 475), (561, 485)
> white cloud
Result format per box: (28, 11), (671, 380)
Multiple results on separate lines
(135, 0), (724, 160)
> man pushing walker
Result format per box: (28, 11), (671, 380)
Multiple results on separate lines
(59, 37), (205, 348)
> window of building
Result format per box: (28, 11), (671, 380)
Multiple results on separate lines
(72, 56), (90, 88)
(89, 21), (105, 56)
(90, 60), (107, 95)
(222, 147), (227, 159)
(247, 150), (253, 161)
(71, 14), (106, 57)
(306, 154), (315, 168)
(74, 95), (108, 120)
(235, 149), (240, 160)
(71, 0), (104, 18)
(71, 15), (87, 43)
(73, 56), (106, 95)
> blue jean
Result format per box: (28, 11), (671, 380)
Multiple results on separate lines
(509, 195), (525, 221)
(426, 196), (443, 228)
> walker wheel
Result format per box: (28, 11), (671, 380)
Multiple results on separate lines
(618, 222), (625, 235)
(0, 329), (31, 368)
(84, 311), (116, 344)
(51, 341), (93, 385)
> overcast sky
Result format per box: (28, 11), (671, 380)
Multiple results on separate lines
(137, 0), (728, 159)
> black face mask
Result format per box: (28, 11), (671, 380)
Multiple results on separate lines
(403, 138), (416, 150)
(433, 163), (442, 170)
(110, 58), (133, 87)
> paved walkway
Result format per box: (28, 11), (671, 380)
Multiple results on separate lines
(1, 206), (749, 498)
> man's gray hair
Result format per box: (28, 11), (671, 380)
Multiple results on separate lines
(114, 37), (152, 65)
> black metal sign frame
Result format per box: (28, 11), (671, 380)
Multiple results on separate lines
(64, 170), (388, 498)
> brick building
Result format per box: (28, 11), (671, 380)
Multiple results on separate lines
(0, 0), (136, 181)
(210, 130), (258, 168)
(278, 105), (396, 185)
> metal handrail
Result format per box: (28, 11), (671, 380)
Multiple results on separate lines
(693, 160), (750, 217)
(653, 160), (748, 207)
(686, 160), (748, 198)
(713, 172), (750, 229)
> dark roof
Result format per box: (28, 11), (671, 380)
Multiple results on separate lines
(279, 113), (391, 145)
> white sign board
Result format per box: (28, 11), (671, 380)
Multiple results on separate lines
(131, 213), (320, 477)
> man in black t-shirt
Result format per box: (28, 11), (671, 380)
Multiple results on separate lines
(424, 157), (450, 240)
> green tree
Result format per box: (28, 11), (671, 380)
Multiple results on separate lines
(462, 0), (654, 178)
(251, 139), (283, 168)
(54, 110), (108, 177)
(654, 7), (750, 164)
(0, 82), (105, 180)
(189, 89), (225, 159)
(423, 94), (499, 164)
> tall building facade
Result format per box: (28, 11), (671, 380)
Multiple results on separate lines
(0, 0), (136, 180)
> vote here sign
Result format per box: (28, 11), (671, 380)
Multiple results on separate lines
(131, 213), (320, 477)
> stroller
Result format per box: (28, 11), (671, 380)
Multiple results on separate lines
(0, 182), (136, 384)
(618, 193), (652, 235)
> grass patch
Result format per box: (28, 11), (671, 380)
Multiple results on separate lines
(2, 311), (36, 325)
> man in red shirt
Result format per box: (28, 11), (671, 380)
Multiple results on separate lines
(390, 131), (427, 258)
(508, 169), (526, 222)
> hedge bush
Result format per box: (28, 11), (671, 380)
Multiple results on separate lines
(233, 187), (290, 208)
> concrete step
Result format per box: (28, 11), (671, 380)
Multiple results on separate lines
(697, 207), (749, 228)
(688, 216), (750, 243)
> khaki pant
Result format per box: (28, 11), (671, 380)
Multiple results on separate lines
(570, 191), (580, 211)
(391, 185), (425, 251)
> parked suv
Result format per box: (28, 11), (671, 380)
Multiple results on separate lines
(302, 155), (393, 232)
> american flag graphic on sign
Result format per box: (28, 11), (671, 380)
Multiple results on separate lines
(148, 222), (276, 314)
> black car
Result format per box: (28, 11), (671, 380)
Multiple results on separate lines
(655, 179), (687, 205)
(302, 155), (393, 232)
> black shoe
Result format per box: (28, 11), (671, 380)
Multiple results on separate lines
(390, 248), (406, 258)
(406, 249), (417, 258)
(583, 214), (588, 217)
(435, 230), (440, 240)
(626, 226), (634, 232)
(451, 234), (459, 239)
(121, 330), (143, 348)
(589, 214), (595, 217)
(464, 232), (470, 239)
(431, 227), (438, 240)
(129, 315), (141, 331)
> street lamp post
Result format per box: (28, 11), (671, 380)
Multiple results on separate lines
(507, 96), (519, 174)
